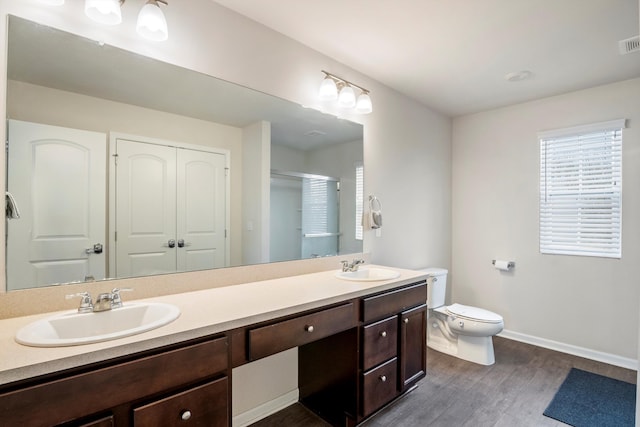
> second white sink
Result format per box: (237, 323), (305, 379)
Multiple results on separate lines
(335, 267), (400, 282)
(15, 302), (180, 347)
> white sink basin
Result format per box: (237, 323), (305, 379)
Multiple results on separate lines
(15, 302), (180, 347)
(335, 267), (401, 282)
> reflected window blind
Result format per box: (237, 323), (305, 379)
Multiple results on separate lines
(355, 164), (364, 240)
(303, 178), (329, 234)
(539, 119), (624, 258)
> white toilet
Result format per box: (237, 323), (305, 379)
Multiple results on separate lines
(422, 268), (504, 365)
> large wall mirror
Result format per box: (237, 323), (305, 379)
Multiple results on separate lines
(5, 15), (364, 291)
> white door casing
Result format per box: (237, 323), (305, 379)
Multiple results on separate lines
(7, 120), (106, 290)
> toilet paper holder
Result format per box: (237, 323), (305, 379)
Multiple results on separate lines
(492, 260), (515, 269)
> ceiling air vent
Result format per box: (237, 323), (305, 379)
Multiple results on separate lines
(619, 35), (640, 55)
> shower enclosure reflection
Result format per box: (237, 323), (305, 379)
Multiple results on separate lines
(270, 171), (340, 262)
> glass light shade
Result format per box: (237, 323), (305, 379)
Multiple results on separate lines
(355, 92), (373, 114)
(39, 0), (65, 5)
(85, 0), (122, 25)
(338, 85), (356, 108)
(318, 77), (338, 101)
(137, 1), (169, 41)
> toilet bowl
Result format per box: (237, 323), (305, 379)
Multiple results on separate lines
(421, 268), (504, 365)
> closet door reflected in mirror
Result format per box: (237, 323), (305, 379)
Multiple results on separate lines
(7, 120), (107, 290)
(112, 137), (229, 279)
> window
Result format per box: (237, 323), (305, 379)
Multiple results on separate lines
(539, 119), (624, 258)
(355, 163), (364, 240)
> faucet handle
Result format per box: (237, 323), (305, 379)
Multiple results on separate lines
(65, 291), (93, 313)
(111, 287), (133, 309)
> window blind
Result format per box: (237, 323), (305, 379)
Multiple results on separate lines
(355, 163), (364, 241)
(539, 119), (624, 258)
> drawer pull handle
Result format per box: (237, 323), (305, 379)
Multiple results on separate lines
(380, 331), (387, 337)
(305, 325), (314, 333)
(380, 375), (387, 382)
(181, 410), (192, 421)
(404, 318), (409, 324)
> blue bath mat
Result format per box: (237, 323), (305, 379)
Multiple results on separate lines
(543, 368), (636, 427)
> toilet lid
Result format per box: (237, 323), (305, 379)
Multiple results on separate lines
(446, 303), (503, 323)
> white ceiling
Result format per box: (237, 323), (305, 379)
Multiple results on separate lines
(213, 0), (640, 117)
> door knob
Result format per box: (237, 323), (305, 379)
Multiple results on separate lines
(166, 239), (176, 248)
(85, 243), (103, 254)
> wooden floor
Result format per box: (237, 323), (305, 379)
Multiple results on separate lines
(250, 336), (636, 427)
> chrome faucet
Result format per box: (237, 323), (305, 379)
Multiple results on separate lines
(66, 288), (133, 313)
(341, 259), (365, 272)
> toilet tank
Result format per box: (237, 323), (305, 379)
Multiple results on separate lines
(420, 268), (448, 309)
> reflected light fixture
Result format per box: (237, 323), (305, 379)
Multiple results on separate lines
(85, 0), (123, 25)
(137, 0), (169, 41)
(318, 70), (372, 114)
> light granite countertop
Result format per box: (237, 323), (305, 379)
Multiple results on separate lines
(0, 265), (427, 387)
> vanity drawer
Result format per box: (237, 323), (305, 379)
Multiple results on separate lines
(248, 302), (356, 361)
(362, 316), (398, 371)
(361, 358), (399, 417)
(0, 336), (228, 427)
(362, 282), (426, 323)
(133, 377), (228, 427)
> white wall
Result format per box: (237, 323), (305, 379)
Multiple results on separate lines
(0, 0), (452, 422)
(452, 78), (640, 363)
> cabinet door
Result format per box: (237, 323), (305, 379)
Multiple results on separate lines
(399, 304), (426, 390)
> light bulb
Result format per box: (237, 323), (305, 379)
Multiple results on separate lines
(355, 92), (373, 114)
(85, 0), (122, 25)
(338, 85), (356, 108)
(137, 1), (169, 41)
(318, 76), (338, 101)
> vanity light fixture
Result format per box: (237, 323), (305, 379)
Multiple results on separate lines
(136, 0), (169, 41)
(319, 70), (373, 114)
(78, 0), (169, 41)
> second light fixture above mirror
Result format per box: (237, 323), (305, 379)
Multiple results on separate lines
(318, 70), (372, 114)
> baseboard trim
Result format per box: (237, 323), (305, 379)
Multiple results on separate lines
(232, 389), (299, 427)
(498, 329), (637, 371)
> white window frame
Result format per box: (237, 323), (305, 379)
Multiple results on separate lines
(538, 119), (625, 259)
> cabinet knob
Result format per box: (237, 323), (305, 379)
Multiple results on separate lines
(404, 318), (409, 324)
(380, 331), (387, 337)
(181, 410), (192, 421)
(305, 325), (314, 333)
(379, 375), (387, 382)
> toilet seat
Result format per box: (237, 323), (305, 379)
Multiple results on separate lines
(445, 303), (503, 324)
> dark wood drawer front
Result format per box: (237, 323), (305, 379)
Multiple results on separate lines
(249, 303), (356, 361)
(362, 316), (397, 371)
(133, 377), (228, 427)
(0, 337), (228, 427)
(362, 282), (426, 323)
(361, 358), (399, 417)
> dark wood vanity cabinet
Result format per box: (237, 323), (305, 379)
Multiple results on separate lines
(0, 336), (229, 427)
(299, 280), (427, 426)
(1, 279), (426, 427)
